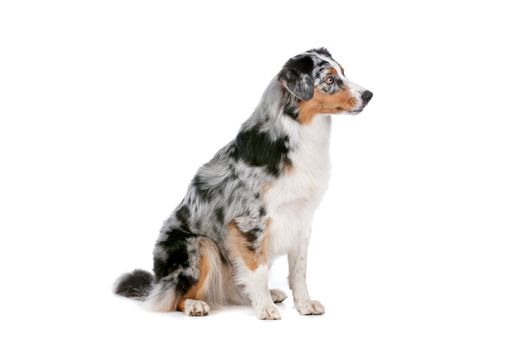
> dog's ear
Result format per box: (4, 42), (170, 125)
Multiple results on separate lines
(278, 55), (314, 101)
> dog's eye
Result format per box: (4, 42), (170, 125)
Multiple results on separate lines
(324, 76), (334, 85)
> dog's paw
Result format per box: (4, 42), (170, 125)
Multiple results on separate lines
(296, 300), (325, 315)
(270, 289), (288, 304)
(183, 299), (210, 317)
(255, 304), (282, 320)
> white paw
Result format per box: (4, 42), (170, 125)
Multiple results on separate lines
(255, 304), (282, 320)
(183, 299), (210, 317)
(270, 289), (288, 304)
(296, 300), (325, 315)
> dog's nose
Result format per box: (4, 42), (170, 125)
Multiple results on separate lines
(361, 90), (373, 104)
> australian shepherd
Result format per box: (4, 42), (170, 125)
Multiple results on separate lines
(114, 48), (373, 320)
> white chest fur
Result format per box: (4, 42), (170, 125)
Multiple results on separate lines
(265, 116), (332, 257)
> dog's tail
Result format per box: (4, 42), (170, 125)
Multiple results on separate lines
(114, 269), (154, 300)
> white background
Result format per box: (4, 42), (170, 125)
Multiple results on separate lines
(1, 0), (524, 349)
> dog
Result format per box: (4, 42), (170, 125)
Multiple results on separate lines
(114, 48), (373, 320)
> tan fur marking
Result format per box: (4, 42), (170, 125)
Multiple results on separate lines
(297, 87), (357, 124)
(227, 221), (269, 271)
(176, 250), (210, 312)
(261, 182), (272, 196)
(328, 67), (338, 76)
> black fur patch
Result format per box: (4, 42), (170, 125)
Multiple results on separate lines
(234, 128), (291, 176)
(176, 273), (198, 294)
(245, 229), (260, 242)
(175, 205), (191, 232)
(243, 228), (262, 251)
(278, 55), (314, 101)
(214, 206), (224, 224)
(282, 55), (314, 76)
(154, 228), (198, 279)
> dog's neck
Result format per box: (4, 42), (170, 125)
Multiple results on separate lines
(241, 77), (332, 151)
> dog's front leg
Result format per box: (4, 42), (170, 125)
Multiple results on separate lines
(288, 231), (325, 315)
(234, 262), (281, 320)
(228, 220), (281, 320)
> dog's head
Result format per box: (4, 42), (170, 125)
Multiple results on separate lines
(278, 48), (372, 124)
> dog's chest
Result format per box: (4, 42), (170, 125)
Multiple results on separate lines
(264, 117), (331, 257)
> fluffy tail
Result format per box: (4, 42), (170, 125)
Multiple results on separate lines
(114, 269), (154, 300)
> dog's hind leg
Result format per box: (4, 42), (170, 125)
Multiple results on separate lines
(175, 238), (226, 316)
(146, 234), (226, 316)
(270, 288), (288, 303)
